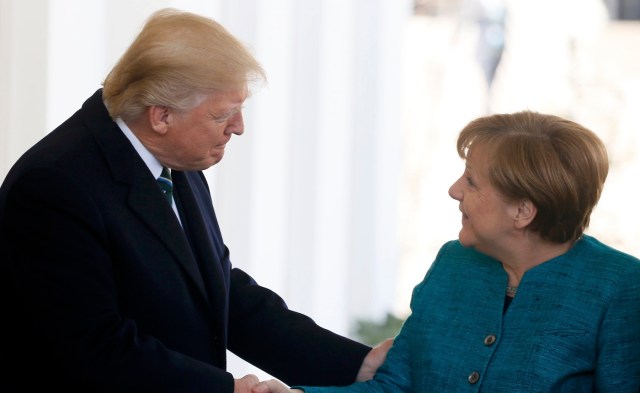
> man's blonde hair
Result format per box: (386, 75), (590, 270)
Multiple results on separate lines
(102, 8), (266, 122)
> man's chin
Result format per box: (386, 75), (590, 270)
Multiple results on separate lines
(181, 156), (223, 171)
(205, 153), (224, 169)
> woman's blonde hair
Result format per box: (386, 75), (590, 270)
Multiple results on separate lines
(456, 111), (609, 243)
(102, 8), (266, 122)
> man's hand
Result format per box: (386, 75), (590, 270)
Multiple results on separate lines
(251, 379), (303, 393)
(356, 338), (394, 382)
(234, 374), (260, 393)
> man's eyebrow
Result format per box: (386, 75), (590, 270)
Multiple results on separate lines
(212, 105), (243, 119)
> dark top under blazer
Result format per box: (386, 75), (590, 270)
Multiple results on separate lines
(0, 89), (369, 392)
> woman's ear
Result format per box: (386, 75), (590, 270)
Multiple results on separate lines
(514, 199), (537, 229)
(148, 105), (172, 135)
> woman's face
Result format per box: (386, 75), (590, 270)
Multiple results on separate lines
(448, 143), (520, 257)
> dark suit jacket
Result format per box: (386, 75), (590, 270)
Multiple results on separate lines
(0, 89), (369, 392)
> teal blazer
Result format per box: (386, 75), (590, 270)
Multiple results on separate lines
(300, 235), (640, 392)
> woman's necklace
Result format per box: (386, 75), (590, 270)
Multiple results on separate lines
(506, 285), (518, 296)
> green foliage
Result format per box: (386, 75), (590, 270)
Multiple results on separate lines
(352, 312), (405, 346)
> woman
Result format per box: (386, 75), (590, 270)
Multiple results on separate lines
(254, 111), (640, 392)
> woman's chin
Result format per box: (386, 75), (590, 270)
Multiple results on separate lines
(457, 232), (474, 248)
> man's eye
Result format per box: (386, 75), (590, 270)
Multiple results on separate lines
(211, 107), (242, 123)
(211, 113), (231, 123)
(212, 115), (229, 123)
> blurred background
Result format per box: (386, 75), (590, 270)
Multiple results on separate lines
(1, 0), (639, 380)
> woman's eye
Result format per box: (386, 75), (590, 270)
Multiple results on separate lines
(466, 177), (475, 187)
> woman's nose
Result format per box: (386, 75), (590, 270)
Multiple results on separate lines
(448, 178), (462, 201)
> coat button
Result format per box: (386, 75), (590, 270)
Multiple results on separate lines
(468, 371), (480, 384)
(483, 334), (496, 346)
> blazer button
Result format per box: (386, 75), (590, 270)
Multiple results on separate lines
(468, 371), (480, 384)
(483, 334), (496, 346)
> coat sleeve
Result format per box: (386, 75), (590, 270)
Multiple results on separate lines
(226, 267), (371, 387)
(188, 170), (372, 387)
(287, 243), (452, 393)
(291, 274), (435, 393)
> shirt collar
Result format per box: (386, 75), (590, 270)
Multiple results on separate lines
(115, 117), (164, 179)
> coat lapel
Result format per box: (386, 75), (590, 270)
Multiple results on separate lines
(81, 89), (210, 305)
(172, 171), (227, 313)
(125, 166), (210, 306)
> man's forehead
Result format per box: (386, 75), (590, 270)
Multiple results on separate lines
(204, 89), (247, 109)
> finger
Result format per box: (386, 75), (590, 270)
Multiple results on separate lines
(380, 337), (394, 349)
(251, 381), (269, 393)
(252, 380), (281, 393)
(242, 374), (260, 385)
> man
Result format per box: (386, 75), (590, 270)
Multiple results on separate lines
(0, 8), (389, 392)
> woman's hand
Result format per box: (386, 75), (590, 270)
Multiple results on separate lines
(356, 338), (394, 382)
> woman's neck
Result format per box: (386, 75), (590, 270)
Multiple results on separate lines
(500, 237), (574, 287)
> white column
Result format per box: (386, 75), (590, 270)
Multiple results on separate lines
(348, 0), (411, 325)
(0, 0), (49, 180)
(46, 0), (108, 131)
(308, 0), (357, 334)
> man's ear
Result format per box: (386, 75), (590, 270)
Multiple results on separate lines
(148, 105), (172, 135)
(514, 199), (537, 229)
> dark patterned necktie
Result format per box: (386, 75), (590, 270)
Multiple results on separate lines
(157, 167), (173, 205)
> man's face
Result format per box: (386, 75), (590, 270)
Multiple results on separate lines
(160, 89), (247, 171)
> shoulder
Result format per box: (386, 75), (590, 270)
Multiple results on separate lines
(432, 240), (498, 271)
(566, 235), (640, 304)
(412, 240), (502, 296)
(3, 91), (111, 185)
(571, 235), (640, 277)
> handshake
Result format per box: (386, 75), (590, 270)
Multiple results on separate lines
(235, 375), (300, 393)
(234, 338), (394, 393)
